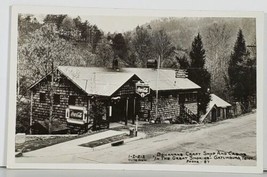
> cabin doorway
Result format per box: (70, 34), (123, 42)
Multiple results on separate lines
(211, 108), (217, 122)
(111, 98), (126, 122)
(128, 97), (136, 123)
(110, 97), (136, 124)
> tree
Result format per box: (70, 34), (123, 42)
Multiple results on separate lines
(174, 49), (190, 69)
(228, 29), (256, 112)
(204, 22), (232, 100)
(111, 33), (128, 60)
(43, 14), (67, 29)
(59, 16), (79, 41)
(132, 26), (155, 67)
(18, 14), (41, 45)
(17, 15), (42, 97)
(190, 33), (206, 68)
(61, 16), (76, 30)
(151, 29), (175, 68)
(18, 23), (94, 133)
(177, 55), (190, 69)
(188, 33), (211, 114)
(78, 20), (91, 42)
(95, 38), (114, 67)
(73, 16), (83, 30)
(91, 25), (103, 53)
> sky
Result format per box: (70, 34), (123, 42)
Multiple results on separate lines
(35, 14), (160, 33)
(79, 15), (159, 33)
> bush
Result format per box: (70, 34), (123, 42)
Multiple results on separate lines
(16, 99), (31, 134)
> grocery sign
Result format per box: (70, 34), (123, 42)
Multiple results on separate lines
(136, 81), (150, 97)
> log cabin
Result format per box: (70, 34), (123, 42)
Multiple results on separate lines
(29, 66), (201, 134)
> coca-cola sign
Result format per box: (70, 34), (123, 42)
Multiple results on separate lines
(136, 81), (150, 97)
(69, 109), (83, 119)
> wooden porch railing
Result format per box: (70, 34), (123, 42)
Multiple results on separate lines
(179, 105), (199, 123)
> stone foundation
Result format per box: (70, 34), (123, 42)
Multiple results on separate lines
(150, 95), (180, 120)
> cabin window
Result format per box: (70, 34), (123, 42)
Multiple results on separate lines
(53, 94), (60, 105)
(40, 93), (46, 103)
(68, 95), (76, 105)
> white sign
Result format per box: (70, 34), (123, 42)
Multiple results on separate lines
(136, 81), (150, 97)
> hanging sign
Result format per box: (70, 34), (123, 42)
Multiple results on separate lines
(136, 81), (150, 98)
(175, 69), (188, 78)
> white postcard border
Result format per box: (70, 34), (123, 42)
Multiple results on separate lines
(6, 5), (264, 173)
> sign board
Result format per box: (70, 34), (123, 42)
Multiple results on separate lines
(175, 69), (188, 78)
(69, 109), (83, 120)
(66, 105), (87, 124)
(135, 81), (150, 98)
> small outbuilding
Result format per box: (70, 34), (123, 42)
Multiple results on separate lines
(200, 94), (231, 123)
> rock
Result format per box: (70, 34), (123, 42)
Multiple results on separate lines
(15, 133), (26, 144)
(163, 120), (171, 124)
(150, 120), (155, 124)
(15, 152), (23, 157)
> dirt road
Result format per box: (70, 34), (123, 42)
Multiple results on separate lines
(17, 113), (257, 166)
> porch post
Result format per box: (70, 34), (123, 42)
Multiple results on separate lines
(87, 97), (90, 123)
(107, 99), (111, 128)
(125, 97), (129, 125)
(132, 97), (136, 124)
(30, 90), (33, 134)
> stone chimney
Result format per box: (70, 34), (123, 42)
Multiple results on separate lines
(112, 56), (120, 71)
(147, 59), (157, 69)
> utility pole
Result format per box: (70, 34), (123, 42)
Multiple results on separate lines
(155, 55), (160, 120)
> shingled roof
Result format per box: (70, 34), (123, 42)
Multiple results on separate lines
(58, 66), (136, 96)
(208, 94), (231, 109)
(41, 66), (201, 96)
(200, 94), (232, 123)
(119, 68), (200, 91)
